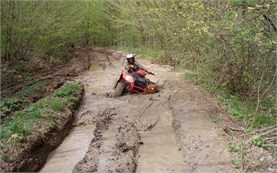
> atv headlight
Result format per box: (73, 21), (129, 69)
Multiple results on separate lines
(126, 75), (134, 83)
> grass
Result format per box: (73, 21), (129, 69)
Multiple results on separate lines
(1, 82), (47, 117)
(53, 82), (80, 98)
(228, 141), (241, 152)
(17, 82), (45, 98)
(185, 73), (203, 85)
(218, 95), (276, 128)
(211, 115), (221, 123)
(174, 66), (189, 72)
(0, 82), (82, 151)
(250, 138), (265, 147)
(0, 98), (21, 116)
(250, 138), (277, 153)
(51, 99), (65, 111)
(232, 158), (241, 168)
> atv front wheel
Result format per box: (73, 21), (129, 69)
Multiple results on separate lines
(113, 81), (125, 97)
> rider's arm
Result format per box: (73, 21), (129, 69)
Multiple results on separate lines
(135, 61), (149, 73)
(136, 61), (155, 75)
(123, 59), (131, 72)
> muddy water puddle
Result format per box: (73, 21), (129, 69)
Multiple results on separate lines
(89, 63), (101, 71)
(136, 100), (183, 173)
(40, 51), (116, 172)
(40, 125), (95, 173)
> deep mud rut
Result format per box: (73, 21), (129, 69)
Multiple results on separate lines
(40, 49), (235, 173)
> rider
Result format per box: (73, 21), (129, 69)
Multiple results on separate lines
(123, 53), (153, 77)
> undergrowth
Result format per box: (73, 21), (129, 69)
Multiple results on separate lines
(182, 70), (276, 156)
(183, 71), (276, 129)
(17, 82), (45, 99)
(1, 98), (21, 116)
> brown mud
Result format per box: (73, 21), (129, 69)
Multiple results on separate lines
(40, 48), (239, 173)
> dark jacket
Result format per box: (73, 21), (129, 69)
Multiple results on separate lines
(123, 59), (148, 73)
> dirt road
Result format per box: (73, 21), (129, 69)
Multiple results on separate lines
(40, 48), (234, 172)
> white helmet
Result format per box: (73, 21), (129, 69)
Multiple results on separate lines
(126, 53), (136, 59)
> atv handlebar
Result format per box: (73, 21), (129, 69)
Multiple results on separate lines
(147, 71), (155, 76)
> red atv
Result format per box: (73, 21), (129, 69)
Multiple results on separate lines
(113, 70), (158, 97)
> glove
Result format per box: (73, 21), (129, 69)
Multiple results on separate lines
(148, 71), (155, 75)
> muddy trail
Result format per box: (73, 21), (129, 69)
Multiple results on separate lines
(40, 48), (235, 173)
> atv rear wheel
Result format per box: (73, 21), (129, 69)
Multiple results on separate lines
(113, 81), (125, 97)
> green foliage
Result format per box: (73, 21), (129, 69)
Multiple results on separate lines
(1, 0), (115, 74)
(185, 73), (203, 85)
(0, 112), (33, 141)
(254, 115), (276, 128)
(250, 137), (277, 152)
(0, 98), (21, 115)
(0, 82), (82, 149)
(228, 141), (241, 152)
(25, 77), (34, 81)
(232, 158), (241, 168)
(53, 83), (80, 98)
(251, 138), (265, 147)
(17, 83), (43, 98)
(50, 99), (65, 112)
(218, 94), (276, 127)
(227, 95), (254, 120)
(174, 67), (187, 72)
(211, 116), (221, 123)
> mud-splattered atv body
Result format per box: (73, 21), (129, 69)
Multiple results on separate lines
(113, 70), (158, 97)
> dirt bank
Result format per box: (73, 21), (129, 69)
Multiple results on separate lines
(1, 47), (102, 172)
(0, 82), (84, 172)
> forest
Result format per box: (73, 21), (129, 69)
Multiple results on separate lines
(2, 0), (276, 127)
